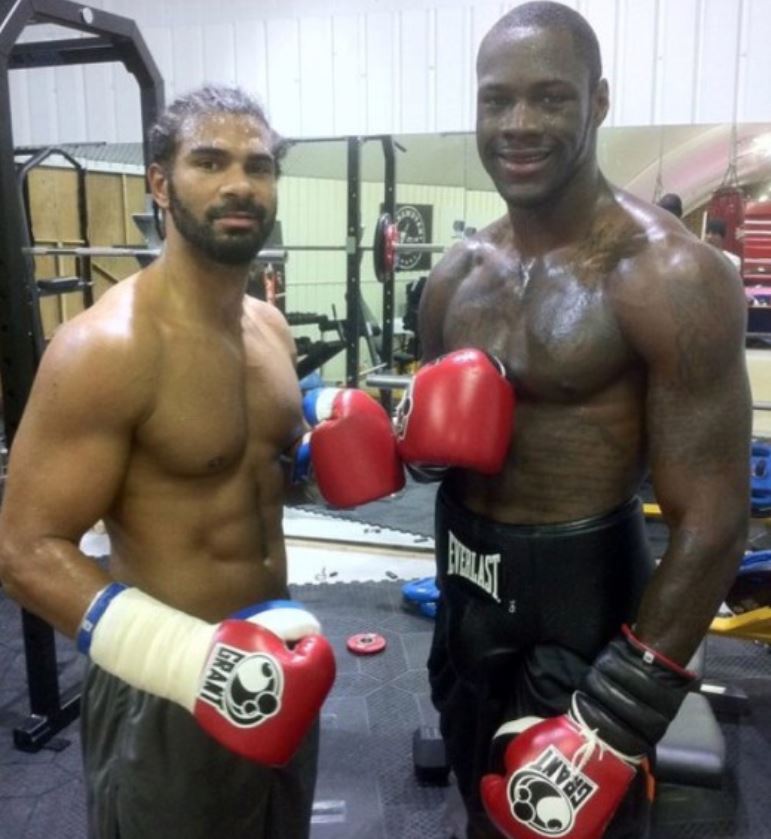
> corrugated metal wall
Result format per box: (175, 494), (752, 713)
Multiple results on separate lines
(8, 0), (771, 147)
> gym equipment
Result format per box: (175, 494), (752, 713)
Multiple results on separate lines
(751, 442), (771, 515)
(710, 549), (771, 643)
(372, 212), (446, 284)
(743, 201), (771, 295)
(402, 577), (440, 620)
(0, 0), (165, 753)
(16, 146), (95, 313)
(346, 632), (387, 655)
(412, 726), (450, 786)
(402, 576), (439, 604)
(24, 244), (288, 263)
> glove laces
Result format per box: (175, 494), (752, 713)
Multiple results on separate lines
(568, 695), (643, 777)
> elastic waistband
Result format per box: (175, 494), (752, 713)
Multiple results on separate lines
(437, 484), (641, 539)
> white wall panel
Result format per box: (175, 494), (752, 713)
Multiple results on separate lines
(83, 64), (118, 143)
(113, 65), (143, 143)
(234, 22), (269, 109)
(365, 12), (397, 134)
(266, 18), (302, 137)
(203, 23), (238, 87)
(655, 0), (699, 124)
(298, 18), (335, 136)
(467, 2), (506, 124)
(579, 0), (620, 124)
(6, 0), (771, 145)
(142, 26), (175, 102)
(435, 7), (469, 131)
(331, 15), (365, 135)
(399, 10), (431, 134)
(694, 0), (743, 124)
(172, 24), (205, 99)
(52, 66), (87, 145)
(741, 0), (771, 122)
(614, 0), (658, 126)
(9, 71), (32, 149)
(26, 68), (60, 146)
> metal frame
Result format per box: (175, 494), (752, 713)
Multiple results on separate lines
(17, 145), (94, 311)
(379, 137), (397, 410)
(345, 136), (362, 386)
(0, 0), (164, 752)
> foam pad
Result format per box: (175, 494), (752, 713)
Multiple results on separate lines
(654, 693), (725, 789)
(402, 577), (439, 605)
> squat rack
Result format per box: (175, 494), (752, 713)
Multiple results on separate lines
(0, 0), (164, 751)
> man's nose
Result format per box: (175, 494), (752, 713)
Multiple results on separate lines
(220, 166), (254, 197)
(503, 100), (540, 133)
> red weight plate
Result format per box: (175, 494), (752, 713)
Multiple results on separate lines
(346, 632), (387, 656)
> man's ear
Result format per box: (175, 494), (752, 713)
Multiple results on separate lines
(593, 78), (610, 127)
(148, 162), (170, 210)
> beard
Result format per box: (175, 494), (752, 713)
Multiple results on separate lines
(167, 178), (276, 266)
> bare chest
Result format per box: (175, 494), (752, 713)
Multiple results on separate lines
(443, 262), (635, 400)
(138, 330), (301, 477)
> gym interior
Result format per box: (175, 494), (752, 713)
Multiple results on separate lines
(1, 1), (771, 837)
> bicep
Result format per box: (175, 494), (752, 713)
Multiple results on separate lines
(2, 348), (136, 546)
(643, 268), (751, 527)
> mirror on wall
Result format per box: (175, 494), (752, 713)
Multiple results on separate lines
(276, 123), (771, 382)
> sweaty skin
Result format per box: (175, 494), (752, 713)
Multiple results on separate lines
(0, 112), (305, 634)
(419, 23), (751, 665)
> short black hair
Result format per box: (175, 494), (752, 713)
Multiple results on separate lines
(482, 1), (602, 89)
(657, 193), (683, 218)
(706, 218), (727, 238)
(148, 83), (287, 175)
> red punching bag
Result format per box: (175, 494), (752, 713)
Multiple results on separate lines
(707, 186), (745, 256)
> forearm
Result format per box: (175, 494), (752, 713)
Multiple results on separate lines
(0, 535), (111, 638)
(633, 516), (747, 664)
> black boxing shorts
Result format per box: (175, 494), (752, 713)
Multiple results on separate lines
(80, 662), (318, 839)
(428, 485), (655, 839)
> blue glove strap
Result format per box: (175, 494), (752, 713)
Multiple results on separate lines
(292, 435), (313, 484)
(230, 599), (307, 621)
(76, 582), (128, 655)
(302, 388), (325, 426)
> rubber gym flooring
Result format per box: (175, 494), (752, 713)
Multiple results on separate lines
(1, 482), (771, 838)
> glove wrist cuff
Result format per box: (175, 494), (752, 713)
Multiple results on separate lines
(621, 624), (696, 680)
(579, 628), (696, 753)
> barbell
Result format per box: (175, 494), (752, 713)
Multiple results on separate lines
(24, 245), (289, 262)
(23, 211), (445, 282)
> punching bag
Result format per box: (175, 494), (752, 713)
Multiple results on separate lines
(707, 186), (745, 256)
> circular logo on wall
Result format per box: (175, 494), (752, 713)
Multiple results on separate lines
(395, 205), (427, 271)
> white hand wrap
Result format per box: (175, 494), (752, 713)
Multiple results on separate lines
(79, 585), (215, 711)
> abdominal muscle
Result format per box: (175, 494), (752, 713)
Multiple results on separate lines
(453, 387), (647, 525)
(103, 457), (289, 623)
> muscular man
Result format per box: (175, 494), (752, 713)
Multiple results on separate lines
(407, 3), (751, 837)
(0, 85), (337, 839)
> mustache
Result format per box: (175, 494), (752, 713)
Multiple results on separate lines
(207, 201), (268, 222)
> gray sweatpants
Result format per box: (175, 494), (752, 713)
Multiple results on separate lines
(81, 662), (319, 839)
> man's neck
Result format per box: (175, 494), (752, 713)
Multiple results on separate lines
(155, 233), (250, 329)
(507, 165), (610, 259)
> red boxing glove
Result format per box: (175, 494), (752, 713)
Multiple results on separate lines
(304, 387), (405, 507)
(194, 619), (335, 766)
(81, 588), (336, 767)
(396, 348), (515, 474)
(480, 706), (639, 839)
